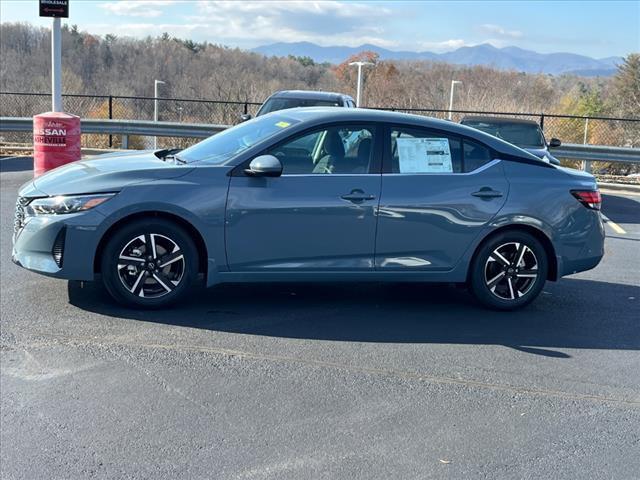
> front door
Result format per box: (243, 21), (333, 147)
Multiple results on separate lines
(375, 125), (509, 271)
(226, 124), (382, 271)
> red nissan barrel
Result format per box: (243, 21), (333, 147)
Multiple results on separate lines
(33, 112), (81, 177)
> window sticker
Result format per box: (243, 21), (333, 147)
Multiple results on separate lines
(396, 137), (453, 173)
(275, 121), (291, 128)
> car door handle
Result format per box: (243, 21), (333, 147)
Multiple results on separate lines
(471, 188), (503, 199)
(341, 190), (376, 202)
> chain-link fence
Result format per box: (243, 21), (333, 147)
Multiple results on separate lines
(374, 107), (640, 149)
(0, 92), (262, 148)
(1, 92), (638, 151)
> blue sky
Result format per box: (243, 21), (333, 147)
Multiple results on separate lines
(1, 0), (638, 58)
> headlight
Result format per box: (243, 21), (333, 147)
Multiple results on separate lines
(25, 193), (115, 216)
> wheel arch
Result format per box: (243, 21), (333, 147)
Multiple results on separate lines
(93, 211), (209, 275)
(468, 224), (558, 282)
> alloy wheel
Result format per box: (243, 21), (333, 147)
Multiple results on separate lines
(117, 233), (185, 298)
(484, 242), (539, 301)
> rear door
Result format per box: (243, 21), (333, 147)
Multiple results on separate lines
(375, 125), (509, 271)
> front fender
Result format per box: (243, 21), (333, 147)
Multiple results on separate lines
(92, 176), (229, 284)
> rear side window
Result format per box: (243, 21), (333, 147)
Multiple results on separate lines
(463, 139), (493, 172)
(389, 127), (494, 173)
(390, 127), (462, 173)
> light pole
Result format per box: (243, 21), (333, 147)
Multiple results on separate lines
(448, 80), (462, 120)
(349, 61), (374, 107)
(153, 79), (165, 149)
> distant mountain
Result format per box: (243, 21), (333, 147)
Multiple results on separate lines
(252, 42), (622, 76)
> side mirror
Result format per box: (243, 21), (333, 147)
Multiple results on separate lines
(238, 113), (252, 123)
(548, 138), (561, 148)
(245, 155), (282, 177)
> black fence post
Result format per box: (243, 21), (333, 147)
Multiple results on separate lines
(243, 102), (248, 115)
(108, 95), (113, 148)
(539, 113), (545, 131)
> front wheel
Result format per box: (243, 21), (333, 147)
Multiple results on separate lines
(101, 219), (198, 308)
(469, 231), (548, 310)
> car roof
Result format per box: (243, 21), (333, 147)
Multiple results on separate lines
(461, 115), (540, 126)
(271, 107), (544, 162)
(268, 90), (354, 102)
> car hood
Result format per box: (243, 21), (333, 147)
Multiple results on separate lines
(28, 150), (194, 196)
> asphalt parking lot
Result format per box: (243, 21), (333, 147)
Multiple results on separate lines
(1, 157), (639, 479)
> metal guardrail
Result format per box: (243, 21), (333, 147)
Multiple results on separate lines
(1, 117), (639, 164)
(551, 144), (640, 163)
(0, 117), (226, 148)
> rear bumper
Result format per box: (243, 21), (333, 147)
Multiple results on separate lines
(559, 253), (604, 277)
(557, 211), (605, 277)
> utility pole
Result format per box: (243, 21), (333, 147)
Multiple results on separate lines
(349, 61), (374, 107)
(448, 80), (462, 120)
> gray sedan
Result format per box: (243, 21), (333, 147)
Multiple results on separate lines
(12, 108), (604, 310)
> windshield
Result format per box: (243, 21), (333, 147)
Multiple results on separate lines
(178, 114), (300, 164)
(463, 120), (545, 148)
(257, 98), (341, 116)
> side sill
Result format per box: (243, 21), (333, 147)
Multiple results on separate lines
(215, 270), (464, 284)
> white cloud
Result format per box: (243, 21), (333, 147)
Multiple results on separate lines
(100, 1), (176, 18)
(478, 24), (523, 39)
(196, 1), (390, 18)
(188, 0), (396, 47)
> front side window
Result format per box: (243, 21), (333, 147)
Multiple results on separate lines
(267, 125), (375, 175)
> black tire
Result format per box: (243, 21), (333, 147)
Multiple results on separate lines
(469, 231), (548, 311)
(100, 219), (198, 308)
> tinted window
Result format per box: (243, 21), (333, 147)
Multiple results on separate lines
(258, 98), (341, 115)
(463, 139), (493, 172)
(390, 127), (462, 173)
(268, 125), (374, 175)
(179, 114), (299, 164)
(463, 120), (544, 148)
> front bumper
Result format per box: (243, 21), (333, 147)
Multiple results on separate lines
(12, 208), (105, 281)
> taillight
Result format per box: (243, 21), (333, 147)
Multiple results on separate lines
(571, 190), (601, 210)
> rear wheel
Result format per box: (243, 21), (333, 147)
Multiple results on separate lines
(101, 219), (198, 308)
(470, 231), (548, 310)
